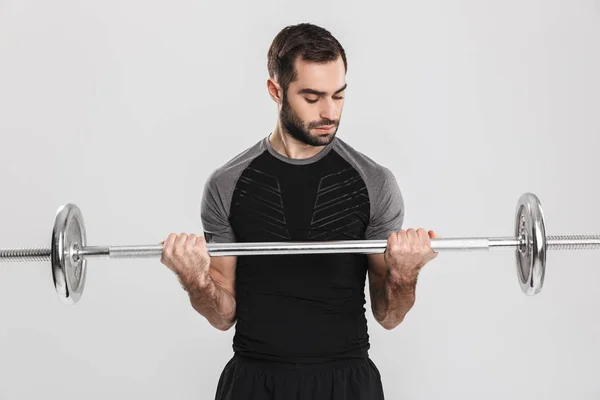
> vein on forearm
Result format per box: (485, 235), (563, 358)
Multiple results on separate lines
(178, 270), (236, 330)
(371, 271), (417, 326)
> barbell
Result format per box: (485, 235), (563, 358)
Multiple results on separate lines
(1, 192), (599, 305)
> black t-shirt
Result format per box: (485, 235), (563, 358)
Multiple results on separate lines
(201, 134), (404, 363)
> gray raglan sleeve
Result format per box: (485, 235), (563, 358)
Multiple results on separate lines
(200, 170), (236, 244)
(364, 167), (404, 240)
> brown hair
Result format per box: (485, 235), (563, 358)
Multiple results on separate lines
(267, 23), (347, 92)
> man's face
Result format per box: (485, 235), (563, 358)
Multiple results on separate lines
(279, 57), (346, 147)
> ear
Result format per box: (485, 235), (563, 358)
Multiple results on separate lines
(267, 78), (283, 104)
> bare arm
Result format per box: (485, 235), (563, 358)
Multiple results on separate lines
(182, 255), (237, 331)
(368, 253), (417, 330)
(368, 229), (438, 330)
(161, 233), (237, 332)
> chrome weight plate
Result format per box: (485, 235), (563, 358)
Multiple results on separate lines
(51, 204), (87, 305)
(515, 193), (547, 295)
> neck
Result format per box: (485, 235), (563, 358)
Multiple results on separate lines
(269, 121), (328, 160)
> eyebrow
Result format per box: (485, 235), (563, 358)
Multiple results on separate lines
(297, 83), (348, 96)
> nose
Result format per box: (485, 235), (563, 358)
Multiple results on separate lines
(319, 99), (337, 122)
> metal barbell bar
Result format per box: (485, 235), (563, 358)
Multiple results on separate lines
(1, 193), (599, 305)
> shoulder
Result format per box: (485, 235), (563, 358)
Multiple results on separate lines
(206, 137), (267, 190)
(333, 137), (396, 185)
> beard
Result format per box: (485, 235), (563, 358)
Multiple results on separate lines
(279, 91), (339, 147)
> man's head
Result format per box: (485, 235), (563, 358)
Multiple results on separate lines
(267, 23), (347, 147)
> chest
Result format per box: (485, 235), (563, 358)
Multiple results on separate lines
(229, 154), (371, 243)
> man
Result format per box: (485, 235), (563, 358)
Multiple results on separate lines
(160, 23), (438, 399)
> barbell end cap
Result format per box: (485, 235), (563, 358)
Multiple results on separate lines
(51, 203), (87, 305)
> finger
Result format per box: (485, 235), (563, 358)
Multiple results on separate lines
(416, 228), (430, 242)
(387, 231), (399, 247)
(417, 229), (432, 249)
(195, 235), (207, 249)
(187, 233), (198, 246)
(406, 228), (417, 246)
(173, 233), (188, 257)
(165, 233), (178, 248)
(195, 236), (210, 262)
(186, 234), (199, 254)
(162, 233), (178, 261)
(396, 230), (407, 247)
(385, 231), (399, 256)
(429, 231), (440, 254)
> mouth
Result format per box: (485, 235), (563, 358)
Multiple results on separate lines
(313, 126), (335, 133)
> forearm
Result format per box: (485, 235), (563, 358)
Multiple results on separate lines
(371, 270), (418, 330)
(177, 271), (236, 331)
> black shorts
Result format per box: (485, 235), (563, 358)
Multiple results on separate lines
(214, 355), (385, 400)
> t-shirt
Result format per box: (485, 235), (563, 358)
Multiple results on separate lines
(200, 134), (404, 364)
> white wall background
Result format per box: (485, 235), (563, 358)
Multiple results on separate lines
(1, 0), (599, 398)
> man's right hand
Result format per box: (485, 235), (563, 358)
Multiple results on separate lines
(160, 233), (237, 331)
(160, 233), (211, 291)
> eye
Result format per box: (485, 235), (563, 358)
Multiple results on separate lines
(333, 96), (344, 101)
(305, 98), (318, 104)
